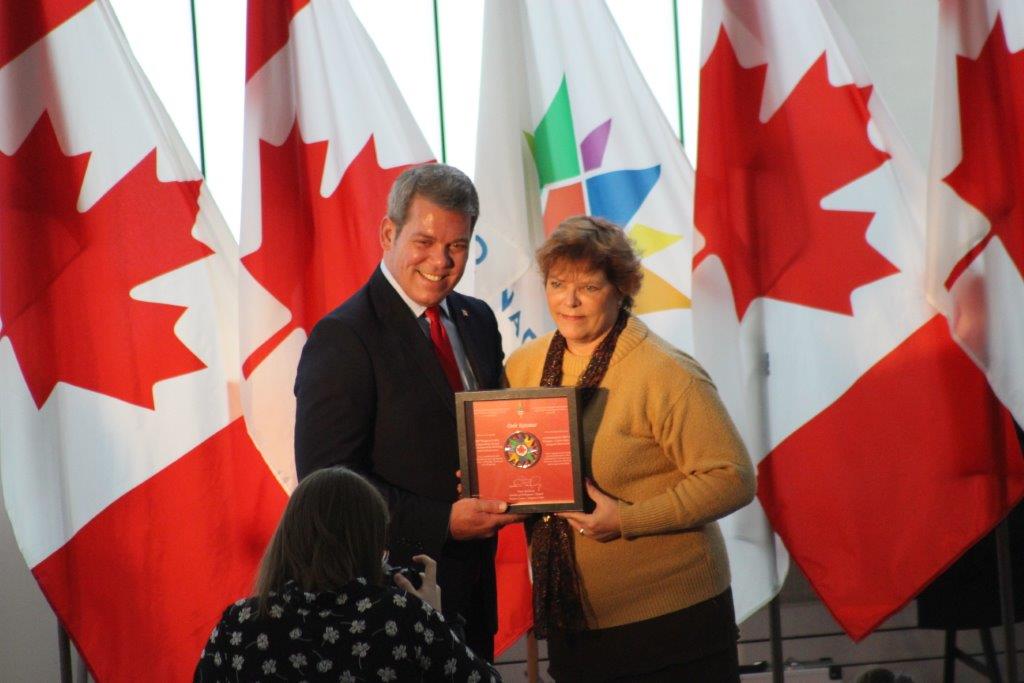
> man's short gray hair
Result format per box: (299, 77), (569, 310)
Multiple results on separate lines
(386, 163), (479, 232)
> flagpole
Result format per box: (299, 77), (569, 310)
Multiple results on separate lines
(768, 596), (784, 683)
(671, 0), (684, 146)
(759, 342), (784, 680)
(189, 0), (207, 175)
(57, 623), (72, 683)
(431, 0), (447, 163)
(995, 515), (1018, 683)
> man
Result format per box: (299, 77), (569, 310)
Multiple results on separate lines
(294, 164), (518, 661)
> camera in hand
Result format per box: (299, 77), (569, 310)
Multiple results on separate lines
(383, 562), (423, 590)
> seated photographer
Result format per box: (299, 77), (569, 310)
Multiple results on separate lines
(195, 466), (499, 682)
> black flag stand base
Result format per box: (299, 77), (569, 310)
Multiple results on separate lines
(57, 622), (88, 683)
(995, 517), (1018, 683)
(769, 595), (784, 683)
(58, 623), (72, 683)
(998, 420), (1024, 683)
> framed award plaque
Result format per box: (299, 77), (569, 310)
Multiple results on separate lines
(455, 387), (584, 513)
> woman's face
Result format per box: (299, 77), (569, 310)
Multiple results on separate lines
(545, 261), (622, 355)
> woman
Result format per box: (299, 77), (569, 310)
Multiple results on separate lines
(195, 466), (499, 682)
(505, 216), (756, 681)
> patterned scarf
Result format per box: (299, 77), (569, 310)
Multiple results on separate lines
(529, 309), (629, 638)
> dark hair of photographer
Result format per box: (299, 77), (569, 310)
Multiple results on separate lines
(195, 467), (499, 682)
(255, 465), (388, 610)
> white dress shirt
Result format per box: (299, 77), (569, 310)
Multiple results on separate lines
(380, 262), (478, 390)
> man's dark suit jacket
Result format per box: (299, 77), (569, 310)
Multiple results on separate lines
(294, 266), (505, 652)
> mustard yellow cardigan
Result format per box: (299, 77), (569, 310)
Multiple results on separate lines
(505, 316), (756, 629)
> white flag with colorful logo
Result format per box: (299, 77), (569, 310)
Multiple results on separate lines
(474, 0), (785, 624)
(474, 0), (695, 354)
(0, 1), (286, 679)
(240, 0), (432, 490)
(927, 0), (1024, 426)
(695, 0), (1024, 639)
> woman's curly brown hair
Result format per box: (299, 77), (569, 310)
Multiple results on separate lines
(536, 215), (643, 310)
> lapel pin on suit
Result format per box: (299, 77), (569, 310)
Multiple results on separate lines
(461, 308), (469, 318)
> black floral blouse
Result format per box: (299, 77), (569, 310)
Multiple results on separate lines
(195, 578), (500, 682)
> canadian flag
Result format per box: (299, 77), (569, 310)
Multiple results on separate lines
(0, 2), (286, 680)
(927, 0), (1024, 427)
(694, 0), (1024, 639)
(240, 1), (538, 656)
(239, 0), (431, 491)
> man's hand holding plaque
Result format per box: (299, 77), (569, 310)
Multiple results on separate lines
(456, 388), (585, 513)
(448, 497), (521, 540)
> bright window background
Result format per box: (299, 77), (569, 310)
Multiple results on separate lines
(108, 0), (703, 241)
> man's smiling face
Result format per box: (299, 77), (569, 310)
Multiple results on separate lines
(380, 195), (472, 307)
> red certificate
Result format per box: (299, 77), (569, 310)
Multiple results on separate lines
(456, 388), (584, 513)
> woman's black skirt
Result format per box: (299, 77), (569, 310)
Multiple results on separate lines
(545, 588), (740, 682)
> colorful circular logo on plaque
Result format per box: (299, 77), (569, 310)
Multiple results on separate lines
(504, 431), (541, 469)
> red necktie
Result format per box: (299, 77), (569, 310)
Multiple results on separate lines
(425, 305), (464, 391)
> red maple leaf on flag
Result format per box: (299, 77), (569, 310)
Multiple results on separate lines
(0, 0), (91, 69)
(241, 123), (418, 375)
(245, 0), (310, 80)
(0, 113), (209, 409)
(942, 17), (1024, 288)
(694, 29), (897, 320)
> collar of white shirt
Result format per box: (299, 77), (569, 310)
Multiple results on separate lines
(380, 261), (452, 320)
